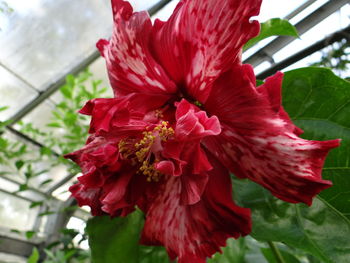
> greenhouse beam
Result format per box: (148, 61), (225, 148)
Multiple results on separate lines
(244, 0), (349, 67)
(257, 24), (350, 79)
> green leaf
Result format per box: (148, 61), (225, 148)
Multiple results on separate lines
(233, 67), (350, 263)
(30, 201), (44, 208)
(46, 122), (62, 128)
(209, 238), (247, 263)
(0, 106), (9, 112)
(26, 231), (36, 239)
(234, 179), (350, 263)
(40, 179), (53, 186)
(66, 74), (75, 87)
(244, 18), (298, 50)
(60, 84), (73, 99)
(0, 137), (8, 149)
(86, 210), (171, 263)
(10, 229), (21, 234)
(15, 160), (24, 170)
(38, 211), (56, 217)
(18, 184), (28, 192)
(261, 246), (301, 263)
(28, 247), (39, 263)
(86, 211), (144, 263)
(40, 147), (52, 156)
(209, 237), (270, 263)
(282, 67), (350, 219)
(139, 246), (171, 263)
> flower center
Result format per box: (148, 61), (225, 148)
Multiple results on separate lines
(118, 121), (174, 182)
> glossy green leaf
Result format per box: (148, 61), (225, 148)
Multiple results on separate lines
(87, 210), (171, 263)
(233, 67), (350, 263)
(139, 246), (171, 263)
(209, 237), (268, 263)
(244, 18), (298, 50)
(282, 67), (350, 219)
(234, 179), (350, 263)
(209, 238), (247, 263)
(87, 211), (144, 263)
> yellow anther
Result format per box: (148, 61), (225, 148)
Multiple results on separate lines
(119, 121), (175, 182)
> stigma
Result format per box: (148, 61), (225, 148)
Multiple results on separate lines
(118, 121), (174, 182)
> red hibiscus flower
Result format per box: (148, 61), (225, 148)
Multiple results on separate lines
(65, 0), (340, 262)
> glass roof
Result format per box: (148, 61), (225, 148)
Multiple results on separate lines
(0, 0), (112, 91)
(0, 0), (349, 258)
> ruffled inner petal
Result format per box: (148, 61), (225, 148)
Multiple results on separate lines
(139, 156), (251, 262)
(79, 93), (170, 135)
(175, 99), (221, 141)
(204, 65), (340, 205)
(152, 0), (262, 102)
(69, 183), (102, 216)
(98, 0), (177, 96)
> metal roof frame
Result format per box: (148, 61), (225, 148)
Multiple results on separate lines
(244, 0), (349, 67)
(257, 24), (350, 79)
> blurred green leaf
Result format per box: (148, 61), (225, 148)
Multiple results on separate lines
(18, 184), (28, 192)
(40, 179), (53, 186)
(26, 231), (36, 239)
(244, 18), (298, 50)
(0, 106), (9, 112)
(60, 84), (73, 99)
(46, 122), (61, 128)
(38, 211), (56, 217)
(10, 229), (21, 234)
(30, 201), (44, 208)
(66, 74), (75, 87)
(15, 160), (24, 170)
(40, 147), (52, 156)
(28, 247), (39, 263)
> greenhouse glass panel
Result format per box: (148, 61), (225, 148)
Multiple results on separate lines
(0, 66), (37, 121)
(0, 191), (38, 231)
(258, 0), (308, 22)
(0, 252), (26, 263)
(0, 0), (113, 90)
(273, 9), (350, 66)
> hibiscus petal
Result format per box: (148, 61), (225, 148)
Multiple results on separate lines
(98, 0), (177, 96)
(100, 171), (135, 216)
(257, 72), (303, 135)
(69, 183), (103, 216)
(204, 65), (340, 205)
(80, 93), (170, 135)
(152, 0), (262, 102)
(139, 156), (251, 262)
(175, 99), (221, 141)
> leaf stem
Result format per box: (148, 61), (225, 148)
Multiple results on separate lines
(267, 241), (286, 263)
